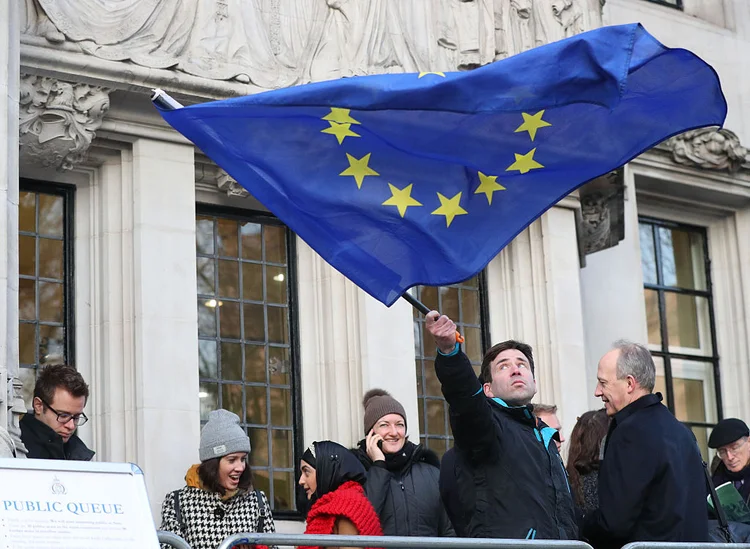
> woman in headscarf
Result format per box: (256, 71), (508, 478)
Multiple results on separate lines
(352, 389), (453, 537)
(159, 409), (276, 549)
(298, 440), (383, 549)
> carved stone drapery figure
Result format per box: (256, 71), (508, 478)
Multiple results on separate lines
(19, 75), (110, 171)
(665, 128), (750, 173)
(23, 0), (604, 88)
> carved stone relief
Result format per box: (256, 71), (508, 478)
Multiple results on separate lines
(216, 170), (249, 198)
(664, 128), (750, 173)
(19, 74), (110, 171)
(22, 0), (604, 88)
(578, 169), (625, 260)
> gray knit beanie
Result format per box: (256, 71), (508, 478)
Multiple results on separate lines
(199, 409), (251, 462)
(363, 389), (407, 435)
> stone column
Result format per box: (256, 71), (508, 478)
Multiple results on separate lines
(485, 204), (590, 437)
(0, 0), (21, 445)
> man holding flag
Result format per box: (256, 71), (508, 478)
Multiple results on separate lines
(426, 310), (576, 539)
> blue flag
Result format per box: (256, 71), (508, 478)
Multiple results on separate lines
(157, 23), (726, 307)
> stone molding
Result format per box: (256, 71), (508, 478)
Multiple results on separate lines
(216, 170), (249, 198)
(661, 127), (750, 174)
(19, 74), (110, 171)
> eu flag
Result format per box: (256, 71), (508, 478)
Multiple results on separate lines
(156, 24), (726, 307)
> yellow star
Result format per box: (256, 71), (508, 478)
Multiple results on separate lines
(506, 148), (544, 174)
(340, 153), (379, 189)
(514, 110), (552, 141)
(418, 72), (446, 78)
(431, 192), (468, 228)
(321, 121), (360, 145)
(474, 171), (506, 205)
(382, 183), (423, 218)
(322, 107), (361, 125)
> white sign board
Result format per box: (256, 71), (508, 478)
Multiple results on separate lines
(0, 458), (160, 549)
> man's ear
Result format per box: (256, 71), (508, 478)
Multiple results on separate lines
(626, 375), (638, 394)
(32, 396), (44, 416)
(483, 382), (494, 398)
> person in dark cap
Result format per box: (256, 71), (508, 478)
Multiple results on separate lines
(351, 388), (453, 537)
(709, 418), (750, 503)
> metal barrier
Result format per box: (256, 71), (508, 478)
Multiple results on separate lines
(217, 533), (595, 549)
(157, 530), (193, 549)
(623, 544), (750, 549)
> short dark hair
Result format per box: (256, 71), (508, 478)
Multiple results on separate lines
(34, 364), (89, 405)
(198, 456), (253, 496)
(480, 340), (535, 384)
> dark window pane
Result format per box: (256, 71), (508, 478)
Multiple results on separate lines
(691, 425), (710, 462)
(197, 300), (217, 337)
(243, 303), (265, 342)
(200, 383), (219, 422)
(266, 266), (287, 304)
(245, 385), (268, 424)
(242, 263), (263, 301)
(39, 325), (64, 366)
(265, 225), (287, 264)
(241, 222), (262, 261)
(420, 286), (438, 312)
(19, 192), (35, 232)
(38, 281), (63, 323)
(464, 327), (482, 364)
(665, 293), (710, 353)
(644, 289), (661, 346)
(658, 227), (706, 290)
(423, 360), (441, 397)
(217, 218), (239, 257)
(273, 470), (295, 510)
(218, 260), (240, 298)
(199, 339), (218, 379)
(245, 344), (266, 383)
(269, 387), (291, 426)
(19, 279), (36, 321)
(221, 342), (242, 381)
(639, 223), (657, 284)
(440, 287), (459, 320)
(19, 235), (35, 276)
(267, 307), (289, 345)
(462, 276), (479, 288)
(38, 194), (63, 236)
(426, 399), (445, 436)
(222, 384), (244, 418)
(219, 302), (241, 339)
(268, 346), (290, 385)
(249, 427), (270, 467)
(39, 238), (63, 279)
(196, 216), (215, 255)
(671, 359), (717, 423)
(461, 289), (480, 325)
(418, 399), (425, 434)
(19, 323), (36, 365)
(196, 257), (215, 295)
(253, 469), (271, 496)
(271, 430), (292, 468)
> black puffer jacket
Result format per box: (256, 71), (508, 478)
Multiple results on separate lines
(353, 440), (454, 537)
(20, 413), (94, 461)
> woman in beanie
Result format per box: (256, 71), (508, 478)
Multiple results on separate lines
(298, 440), (383, 549)
(159, 409), (276, 549)
(352, 389), (454, 537)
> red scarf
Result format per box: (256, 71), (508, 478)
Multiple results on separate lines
(301, 481), (383, 549)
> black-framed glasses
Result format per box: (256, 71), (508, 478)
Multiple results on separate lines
(41, 399), (88, 427)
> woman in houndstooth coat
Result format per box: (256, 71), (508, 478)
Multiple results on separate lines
(159, 409), (276, 549)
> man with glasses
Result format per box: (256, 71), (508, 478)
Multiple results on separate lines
(20, 364), (94, 461)
(709, 418), (750, 504)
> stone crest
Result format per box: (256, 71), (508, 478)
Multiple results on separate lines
(664, 128), (749, 173)
(19, 75), (110, 171)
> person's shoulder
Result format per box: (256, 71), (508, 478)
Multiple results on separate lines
(0, 426), (15, 458)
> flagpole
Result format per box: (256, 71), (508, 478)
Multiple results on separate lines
(151, 89), (184, 111)
(401, 292), (464, 343)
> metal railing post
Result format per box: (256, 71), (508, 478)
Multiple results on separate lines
(157, 530), (193, 549)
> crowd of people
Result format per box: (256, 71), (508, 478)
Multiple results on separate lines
(2, 310), (750, 549)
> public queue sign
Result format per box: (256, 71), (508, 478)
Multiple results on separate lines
(0, 458), (160, 549)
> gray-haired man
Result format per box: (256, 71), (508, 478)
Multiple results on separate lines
(581, 340), (708, 549)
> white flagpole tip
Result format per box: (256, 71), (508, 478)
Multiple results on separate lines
(151, 89), (184, 111)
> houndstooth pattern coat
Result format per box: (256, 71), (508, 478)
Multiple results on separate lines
(160, 486), (275, 549)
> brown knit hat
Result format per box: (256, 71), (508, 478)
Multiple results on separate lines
(363, 388), (407, 435)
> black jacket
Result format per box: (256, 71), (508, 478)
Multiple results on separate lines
(582, 393), (709, 549)
(435, 348), (577, 540)
(353, 440), (454, 537)
(712, 462), (750, 504)
(20, 413), (94, 461)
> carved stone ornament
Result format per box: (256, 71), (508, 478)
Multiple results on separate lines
(19, 74), (111, 171)
(578, 169), (625, 258)
(664, 128), (750, 173)
(22, 0), (604, 88)
(216, 170), (249, 198)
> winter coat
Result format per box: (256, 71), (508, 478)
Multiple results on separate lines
(301, 480), (383, 549)
(712, 461), (750, 504)
(582, 393), (709, 549)
(434, 347), (577, 540)
(353, 440), (454, 537)
(20, 413), (94, 461)
(159, 465), (275, 549)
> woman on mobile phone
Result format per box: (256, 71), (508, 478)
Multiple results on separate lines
(352, 389), (454, 537)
